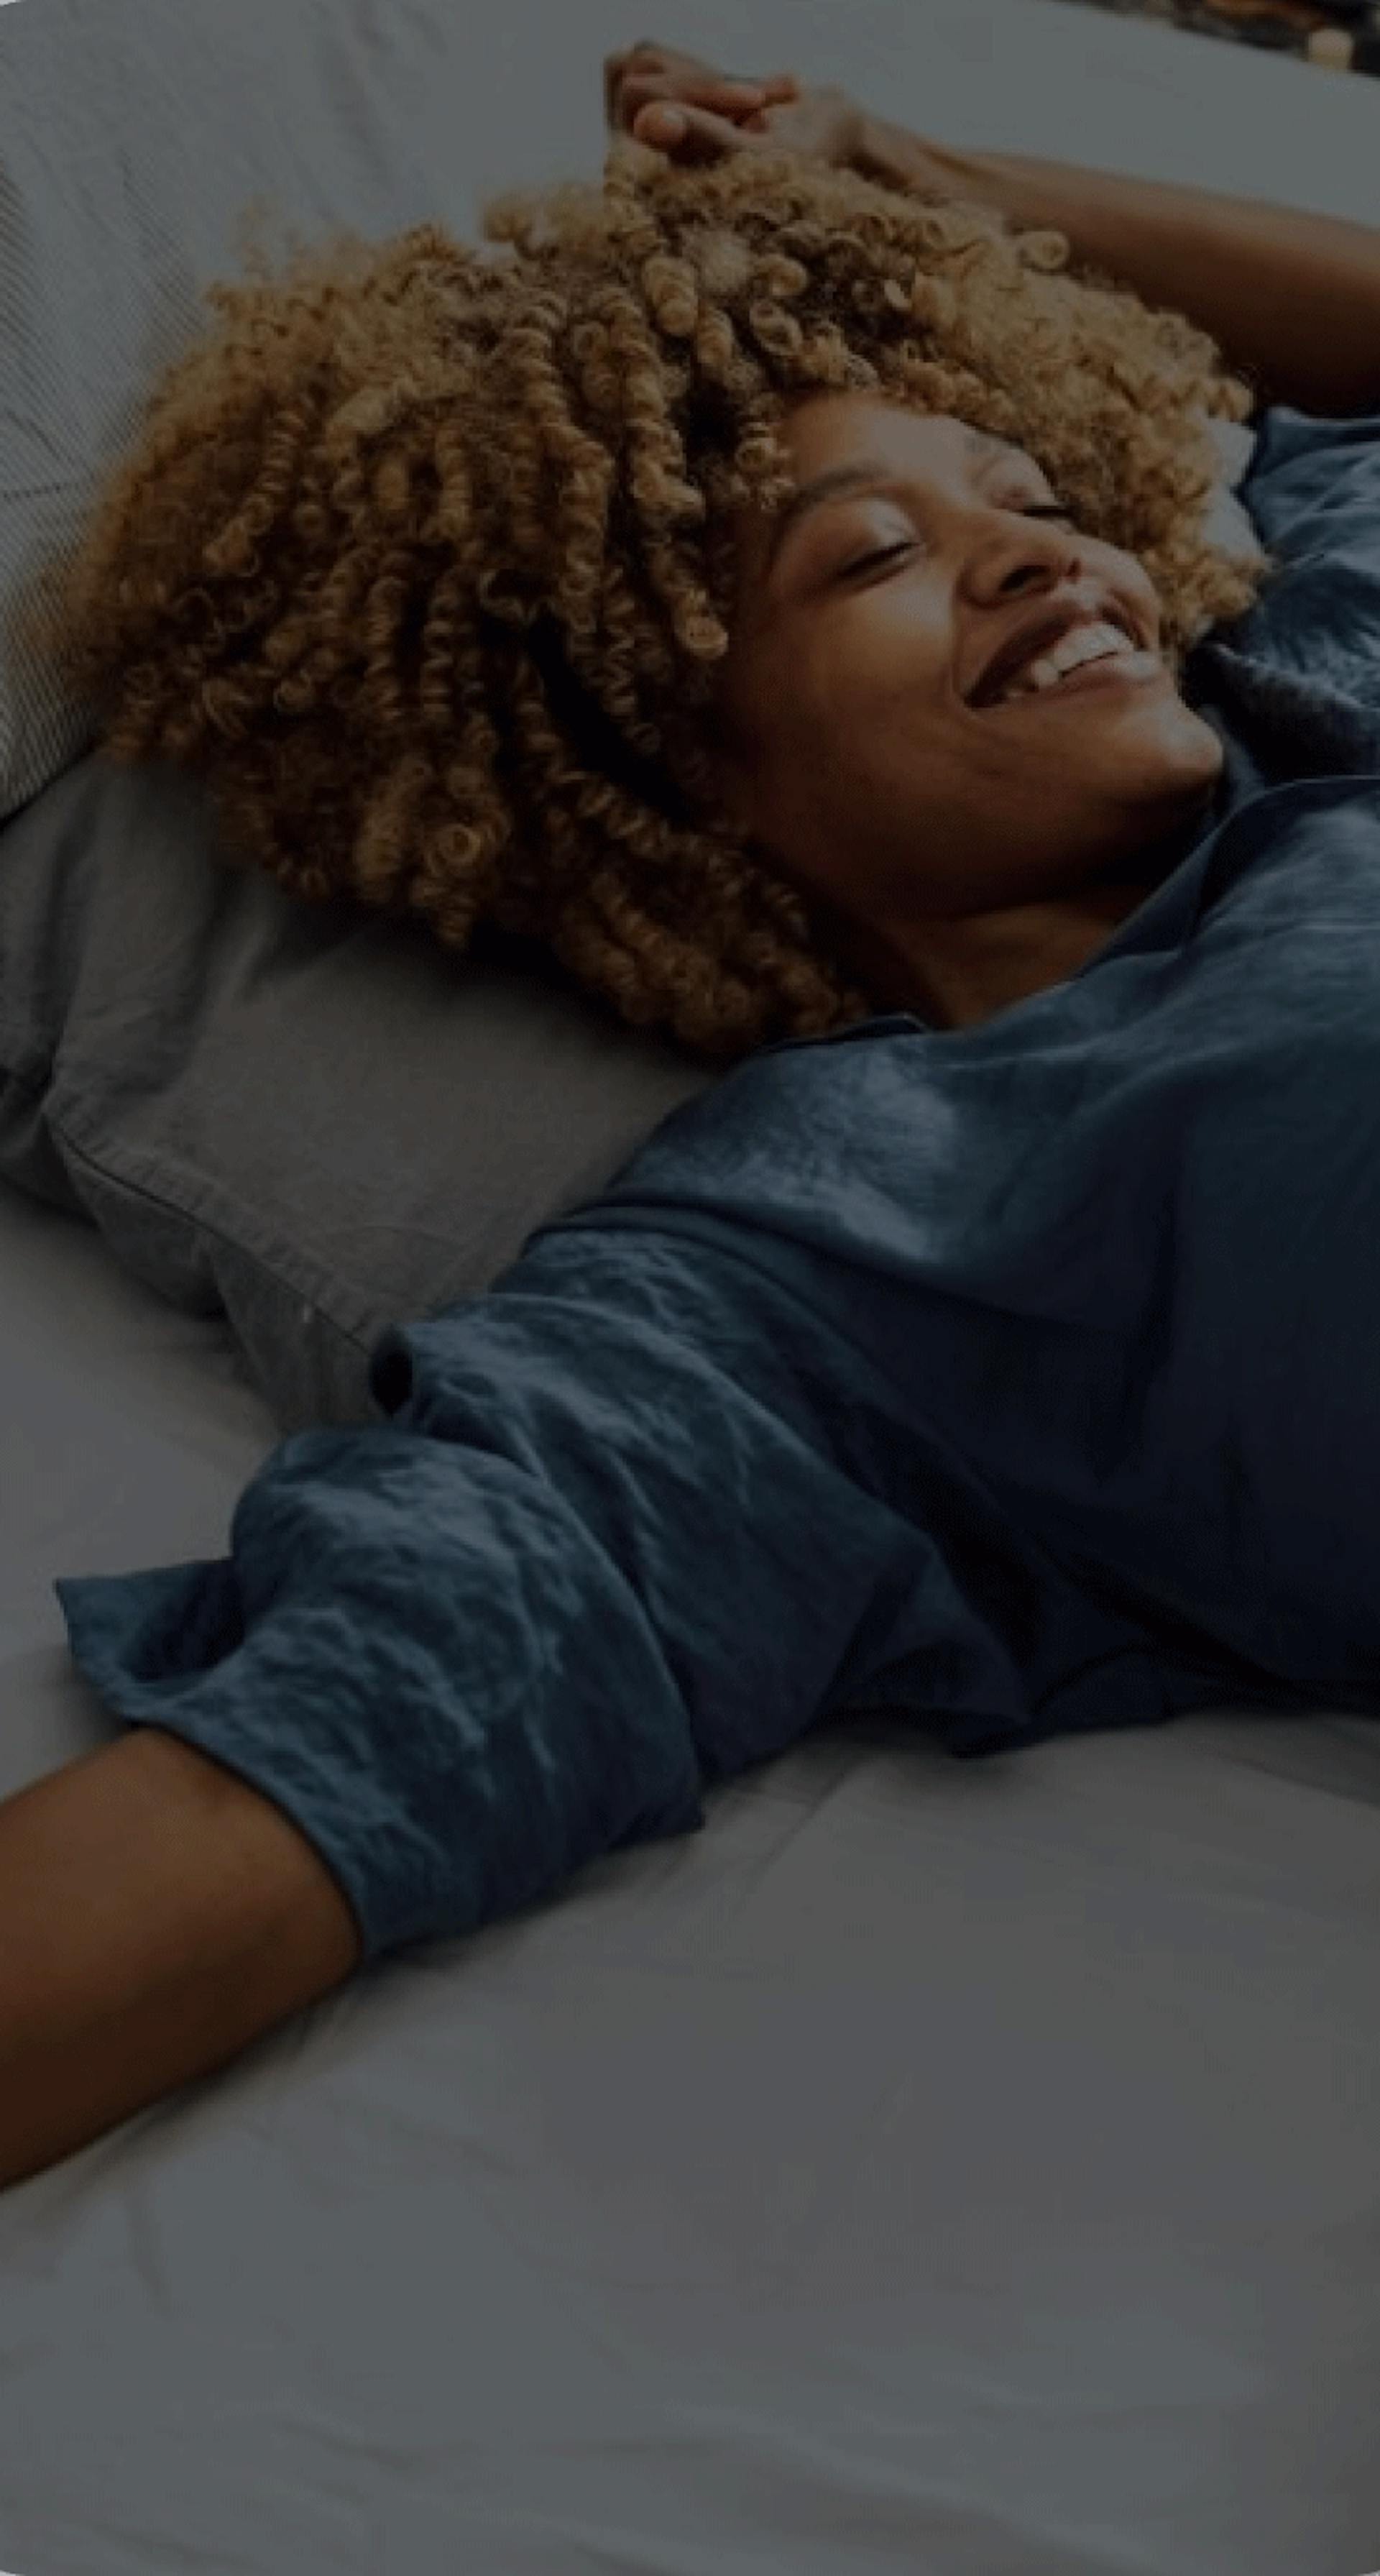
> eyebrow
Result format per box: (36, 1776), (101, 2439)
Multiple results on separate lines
(760, 426), (1022, 578)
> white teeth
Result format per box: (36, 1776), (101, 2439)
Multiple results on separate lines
(998, 619), (1134, 703)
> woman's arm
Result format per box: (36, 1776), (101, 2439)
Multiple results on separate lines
(852, 119), (1380, 418)
(0, 1728), (362, 2191)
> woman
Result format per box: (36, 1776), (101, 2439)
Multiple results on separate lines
(4, 40), (1380, 2191)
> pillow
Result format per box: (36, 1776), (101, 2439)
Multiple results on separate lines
(0, 0), (1263, 825)
(0, 0), (519, 824)
(0, 753), (712, 1431)
(1199, 417), (1266, 597)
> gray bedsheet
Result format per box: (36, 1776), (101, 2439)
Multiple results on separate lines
(4, 3), (1380, 2571)
(4, 1173), (1379, 2572)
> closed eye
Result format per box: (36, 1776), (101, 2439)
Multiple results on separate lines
(841, 541), (917, 579)
(841, 504), (1077, 580)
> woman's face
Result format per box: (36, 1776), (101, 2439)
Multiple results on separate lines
(710, 393), (1226, 1025)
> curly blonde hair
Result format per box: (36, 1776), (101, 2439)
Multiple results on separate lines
(33, 142), (1274, 1061)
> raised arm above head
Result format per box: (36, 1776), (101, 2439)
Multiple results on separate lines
(881, 137), (1380, 418)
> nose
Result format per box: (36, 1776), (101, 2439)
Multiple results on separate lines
(966, 513), (1088, 607)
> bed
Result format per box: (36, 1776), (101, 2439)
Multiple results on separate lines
(2, 4), (1379, 2571)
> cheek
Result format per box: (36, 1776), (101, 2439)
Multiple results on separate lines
(782, 617), (941, 761)
(1107, 549), (1167, 652)
(721, 603), (972, 815)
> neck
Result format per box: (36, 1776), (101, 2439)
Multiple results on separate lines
(837, 794), (1217, 1031)
(845, 883), (1147, 1031)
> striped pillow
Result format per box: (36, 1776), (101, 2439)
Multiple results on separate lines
(0, 0), (489, 822)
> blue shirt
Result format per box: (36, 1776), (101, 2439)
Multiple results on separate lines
(55, 405), (1380, 1966)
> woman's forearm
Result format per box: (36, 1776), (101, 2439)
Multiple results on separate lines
(0, 1728), (362, 2191)
(853, 116), (1380, 416)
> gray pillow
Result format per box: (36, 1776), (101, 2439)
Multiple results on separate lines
(0, 0), (551, 822)
(0, 0), (713, 1436)
(0, 754), (712, 1431)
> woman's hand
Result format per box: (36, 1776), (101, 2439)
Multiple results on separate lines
(604, 40), (799, 141)
(604, 38), (861, 170)
(604, 42), (994, 208)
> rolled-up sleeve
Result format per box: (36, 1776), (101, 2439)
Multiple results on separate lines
(54, 1222), (979, 1965)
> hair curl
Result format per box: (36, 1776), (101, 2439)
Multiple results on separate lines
(32, 142), (1274, 1061)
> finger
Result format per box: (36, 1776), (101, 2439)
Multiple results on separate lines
(630, 101), (753, 161)
(606, 43), (709, 102)
(617, 69), (772, 129)
(605, 45), (680, 125)
(606, 46), (795, 118)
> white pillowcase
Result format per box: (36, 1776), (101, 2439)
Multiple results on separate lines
(1200, 415), (1266, 594)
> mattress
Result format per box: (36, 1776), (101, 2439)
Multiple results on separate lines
(3, 4), (1380, 2571)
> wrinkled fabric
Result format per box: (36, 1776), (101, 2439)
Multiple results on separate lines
(55, 404), (1380, 1965)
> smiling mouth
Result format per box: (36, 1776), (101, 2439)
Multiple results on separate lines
(970, 606), (1153, 709)
(977, 646), (1164, 712)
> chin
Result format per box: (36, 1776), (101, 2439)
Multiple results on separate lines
(1110, 700), (1225, 812)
